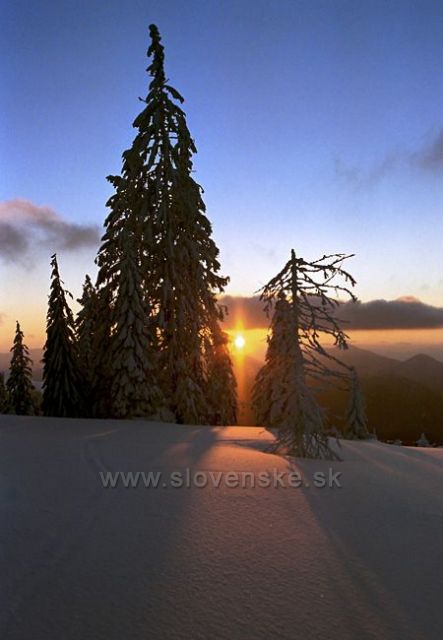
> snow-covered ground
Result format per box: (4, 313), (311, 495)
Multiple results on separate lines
(1, 416), (443, 639)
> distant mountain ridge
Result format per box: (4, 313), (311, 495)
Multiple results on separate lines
(0, 349), (43, 381)
(330, 345), (443, 395)
(239, 346), (443, 443)
(2, 344), (443, 443)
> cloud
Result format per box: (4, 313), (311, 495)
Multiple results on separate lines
(337, 297), (443, 330)
(221, 295), (443, 331)
(0, 199), (100, 265)
(0, 224), (28, 262)
(220, 296), (268, 329)
(334, 153), (403, 189)
(412, 129), (443, 170)
(335, 128), (443, 188)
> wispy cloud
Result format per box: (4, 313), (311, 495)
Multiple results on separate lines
(412, 130), (443, 170)
(335, 128), (443, 188)
(0, 199), (100, 265)
(334, 153), (403, 189)
(221, 295), (443, 331)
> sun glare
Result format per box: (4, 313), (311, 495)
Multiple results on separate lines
(234, 334), (246, 350)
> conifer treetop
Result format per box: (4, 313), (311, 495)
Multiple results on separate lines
(47, 254), (76, 333)
(258, 249), (357, 385)
(147, 24), (167, 89)
(9, 321), (33, 371)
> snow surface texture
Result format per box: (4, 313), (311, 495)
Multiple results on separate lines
(1, 416), (443, 639)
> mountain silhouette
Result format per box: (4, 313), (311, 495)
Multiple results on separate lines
(238, 346), (443, 443)
(0, 348), (43, 381)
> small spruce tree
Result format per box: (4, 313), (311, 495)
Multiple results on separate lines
(42, 254), (83, 417)
(252, 292), (292, 428)
(76, 274), (99, 414)
(206, 321), (238, 425)
(7, 322), (35, 415)
(344, 368), (369, 439)
(416, 432), (431, 447)
(76, 275), (97, 375)
(253, 250), (357, 459)
(0, 372), (11, 413)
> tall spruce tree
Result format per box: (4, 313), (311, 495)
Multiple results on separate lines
(7, 322), (35, 415)
(95, 24), (236, 423)
(253, 250), (356, 459)
(42, 254), (83, 417)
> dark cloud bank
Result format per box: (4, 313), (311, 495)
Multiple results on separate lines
(221, 295), (443, 331)
(0, 199), (99, 265)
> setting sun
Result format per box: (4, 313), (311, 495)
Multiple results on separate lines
(234, 334), (246, 349)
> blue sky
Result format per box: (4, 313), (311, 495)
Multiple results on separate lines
(2, 0), (443, 346)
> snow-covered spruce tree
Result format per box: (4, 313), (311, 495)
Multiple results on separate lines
(106, 227), (165, 418)
(6, 322), (35, 415)
(42, 254), (83, 417)
(252, 292), (292, 428)
(344, 367), (369, 439)
(0, 372), (9, 413)
(252, 250), (357, 459)
(206, 321), (237, 425)
(95, 24), (235, 423)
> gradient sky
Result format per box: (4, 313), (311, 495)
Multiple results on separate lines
(3, 0), (443, 348)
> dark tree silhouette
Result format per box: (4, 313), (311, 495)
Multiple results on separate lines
(344, 367), (370, 439)
(76, 275), (97, 377)
(7, 322), (35, 415)
(76, 274), (99, 414)
(106, 229), (165, 418)
(95, 24), (236, 423)
(0, 372), (8, 413)
(206, 322), (238, 425)
(42, 254), (83, 417)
